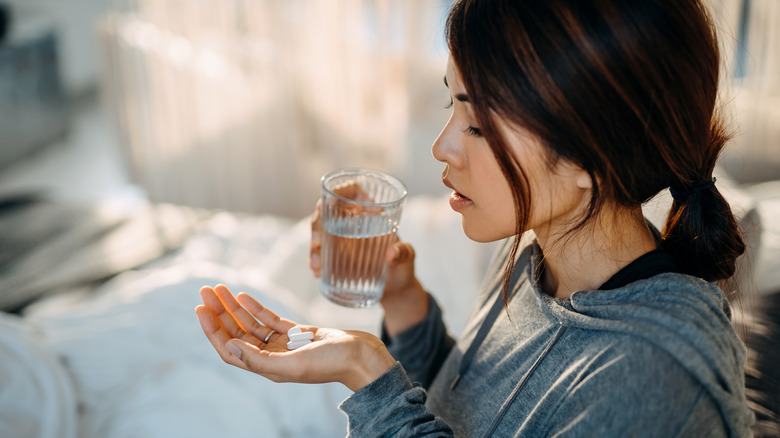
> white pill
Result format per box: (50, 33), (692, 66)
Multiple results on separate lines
(287, 339), (312, 350)
(287, 326), (303, 336)
(289, 331), (314, 342)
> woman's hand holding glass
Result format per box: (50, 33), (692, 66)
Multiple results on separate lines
(195, 284), (396, 392)
(308, 184), (430, 336)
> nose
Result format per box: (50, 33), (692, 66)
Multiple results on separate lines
(431, 114), (464, 167)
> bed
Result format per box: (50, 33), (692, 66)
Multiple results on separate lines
(1, 174), (779, 438)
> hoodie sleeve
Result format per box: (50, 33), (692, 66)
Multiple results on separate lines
(542, 340), (730, 438)
(380, 293), (455, 388)
(339, 362), (454, 437)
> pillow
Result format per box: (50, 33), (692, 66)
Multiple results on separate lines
(0, 312), (77, 438)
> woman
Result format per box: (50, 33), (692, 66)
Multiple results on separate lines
(196, 0), (755, 435)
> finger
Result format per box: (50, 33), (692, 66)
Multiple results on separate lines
(332, 182), (361, 199)
(311, 199), (322, 234)
(195, 305), (249, 370)
(200, 285), (250, 340)
(310, 251), (321, 278)
(310, 201), (322, 277)
(200, 285), (226, 313)
(213, 285), (268, 343)
(332, 181), (373, 202)
(236, 293), (297, 335)
(387, 241), (415, 266)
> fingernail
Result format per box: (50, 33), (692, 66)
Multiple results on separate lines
(312, 231), (320, 242)
(225, 341), (242, 360)
(311, 253), (320, 268)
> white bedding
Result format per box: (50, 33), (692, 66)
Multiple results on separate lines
(3, 195), (492, 438)
(0, 312), (77, 438)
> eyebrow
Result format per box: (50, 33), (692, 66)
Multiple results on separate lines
(443, 76), (470, 102)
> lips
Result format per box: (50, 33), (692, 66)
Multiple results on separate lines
(451, 191), (471, 201)
(441, 177), (469, 199)
(443, 177), (471, 201)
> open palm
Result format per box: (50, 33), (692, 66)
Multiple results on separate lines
(195, 284), (395, 391)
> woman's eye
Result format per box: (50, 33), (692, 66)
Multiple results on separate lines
(444, 98), (453, 109)
(465, 126), (482, 137)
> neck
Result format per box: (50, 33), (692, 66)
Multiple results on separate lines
(533, 206), (658, 300)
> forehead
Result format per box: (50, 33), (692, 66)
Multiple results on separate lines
(445, 57), (465, 90)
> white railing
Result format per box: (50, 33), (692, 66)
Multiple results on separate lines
(98, 0), (450, 217)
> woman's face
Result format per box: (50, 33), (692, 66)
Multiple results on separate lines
(432, 58), (591, 243)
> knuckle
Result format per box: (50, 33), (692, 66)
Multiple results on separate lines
(397, 242), (414, 260)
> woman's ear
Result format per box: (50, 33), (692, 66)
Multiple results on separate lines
(575, 169), (593, 190)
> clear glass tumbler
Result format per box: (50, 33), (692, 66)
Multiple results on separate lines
(319, 168), (407, 307)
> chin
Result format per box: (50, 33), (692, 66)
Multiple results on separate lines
(461, 218), (513, 243)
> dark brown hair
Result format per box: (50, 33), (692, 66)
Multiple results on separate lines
(445, 0), (745, 297)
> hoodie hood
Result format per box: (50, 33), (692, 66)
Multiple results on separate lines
(539, 272), (754, 436)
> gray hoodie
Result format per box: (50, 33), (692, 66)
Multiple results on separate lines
(339, 239), (755, 437)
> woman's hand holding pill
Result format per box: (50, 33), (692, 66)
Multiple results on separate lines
(195, 284), (396, 392)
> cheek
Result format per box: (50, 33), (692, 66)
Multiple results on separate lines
(492, 181), (517, 225)
(484, 154), (518, 230)
(465, 177), (518, 242)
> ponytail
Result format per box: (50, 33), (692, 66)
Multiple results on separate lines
(662, 183), (746, 282)
(662, 123), (746, 282)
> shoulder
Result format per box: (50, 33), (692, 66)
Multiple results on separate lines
(546, 333), (727, 436)
(563, 331), (700, 391)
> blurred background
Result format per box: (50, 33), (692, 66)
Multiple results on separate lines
(0, 0), (776, 219)
(0, 0), (456, 218)
(0, 2), (779, 437)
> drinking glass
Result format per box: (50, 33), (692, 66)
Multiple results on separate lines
(319, 168), (407, 307)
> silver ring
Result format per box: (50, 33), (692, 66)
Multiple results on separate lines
(263, 330), (276, 343)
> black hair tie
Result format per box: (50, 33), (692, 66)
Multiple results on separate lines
(669, 177), (716, 201)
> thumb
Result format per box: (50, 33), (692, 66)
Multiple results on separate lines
(387, 241), (415, 266)
(225, 340), (245, 361)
